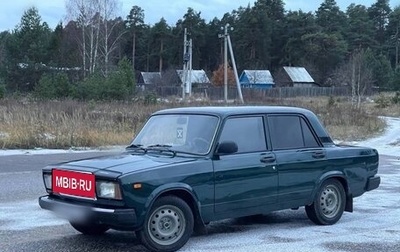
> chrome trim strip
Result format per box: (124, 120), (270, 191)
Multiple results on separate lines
(58, 193), (97, 201)
(52, 168), (93, 175)
(92, 207), (115, 213)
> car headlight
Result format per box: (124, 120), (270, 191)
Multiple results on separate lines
(43, 173), (52, 190)
(96, 181), (122, 200)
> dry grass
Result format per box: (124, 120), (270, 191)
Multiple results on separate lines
(0, 96), (388, 149)
(0, 99), (165, 149)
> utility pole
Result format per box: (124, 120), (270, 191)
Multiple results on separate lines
(227, 34), (244, 104)
(223, 25), (228, 103)
(182, 28), (188, 100)
(188, 38), (193, 96)
(182, 28), (192, 99)
(218, 23), (244, 104)
(218, 24), (229, 103)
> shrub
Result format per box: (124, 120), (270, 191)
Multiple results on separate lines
(118, 57), (135, 91)
(392, 91), (400, 104)
(35, 74), (56, 99)
(74, 73), (104, 100)
(35, 72), (72, 99)
(94, 72), (127, 100)
(74, 58), (135, 101)
(374, 94), (390, 108)
(327, 96), (336, 108)
(144, 92), (158, 105)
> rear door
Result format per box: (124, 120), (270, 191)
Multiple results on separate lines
(267, 114), (327, 208)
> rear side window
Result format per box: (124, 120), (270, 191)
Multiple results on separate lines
(301, 118), (319, 148)
(268, 115), (319, 150)
(219, 117), (267, 153)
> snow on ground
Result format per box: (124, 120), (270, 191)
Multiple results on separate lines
(0, 146), (125, 156)
(343, 116), (400, 157)
(0, 200), (67, 231)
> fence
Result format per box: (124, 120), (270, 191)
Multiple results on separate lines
(141, 85), (356, 100)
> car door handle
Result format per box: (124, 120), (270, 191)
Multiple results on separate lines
(312, 152), (325, 159)
(260, 155), (276, 163)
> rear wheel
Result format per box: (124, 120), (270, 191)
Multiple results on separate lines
(69, 221), (109, 235)
(137, 196), (194, 252)
(305, 179), (346, 225)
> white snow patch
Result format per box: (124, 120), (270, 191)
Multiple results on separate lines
(0, 200), (67, 231)
(341, 116), (400, 157)
(0, 146), (125, 157)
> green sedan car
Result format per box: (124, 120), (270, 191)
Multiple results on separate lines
(39, 106), (380, 252)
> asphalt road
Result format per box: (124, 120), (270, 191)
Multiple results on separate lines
(0, 153), (399, 252)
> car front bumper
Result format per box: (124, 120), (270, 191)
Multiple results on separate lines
(38, 195), (137, 230)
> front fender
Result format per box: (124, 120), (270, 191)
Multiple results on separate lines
(146, 182), (199, 209)
(136, 182), (203, 227)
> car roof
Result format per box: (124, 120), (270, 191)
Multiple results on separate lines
(153, 106), (313, 117)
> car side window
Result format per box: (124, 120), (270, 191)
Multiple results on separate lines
(268, 115), (319, 150)
(301, 118), (320, 148)
(219, 117), (267, 153)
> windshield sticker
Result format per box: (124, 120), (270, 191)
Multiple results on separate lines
(177, 128), (184, 139)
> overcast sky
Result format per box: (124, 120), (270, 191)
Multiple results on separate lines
(0, 0), (399, 31)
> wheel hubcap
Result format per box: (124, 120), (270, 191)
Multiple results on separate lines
(319, 185), (341, 218)
(148, 205), (186, 245)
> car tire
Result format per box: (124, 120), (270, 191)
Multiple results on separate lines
(305, 179), (346, 225)
(137, 196), (194, 252)
(69, 221), (110, 235)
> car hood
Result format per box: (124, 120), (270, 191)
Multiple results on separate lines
(56, 152), (197, 175)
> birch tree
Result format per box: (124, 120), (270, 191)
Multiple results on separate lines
(66, 0), (123, 76)
(333, 49), (374, 108)
(99, 0), (125, 76)
(65, 0), (96, 75)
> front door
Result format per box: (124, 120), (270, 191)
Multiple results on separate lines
(213, 116), (278, 218)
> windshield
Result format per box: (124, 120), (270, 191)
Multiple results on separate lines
(131, 114), (219, 155)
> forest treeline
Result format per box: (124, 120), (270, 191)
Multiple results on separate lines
(0, 0), (400, 100)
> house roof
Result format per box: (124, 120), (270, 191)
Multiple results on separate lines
(176, 69), (210, 84)
(140, 72), (161, 85)
(283, 67), (314, 83)
(240, 70), (274, 85)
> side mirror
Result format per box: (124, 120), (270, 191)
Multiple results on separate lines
(216, 141), (238, 155)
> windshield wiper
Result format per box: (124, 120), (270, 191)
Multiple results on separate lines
(128, 144), (204, 157)
(126, 143), (144, 148)
(147, 144), (172, 148)
(146, 144), (176, 156)
(126, 144), (147, 153)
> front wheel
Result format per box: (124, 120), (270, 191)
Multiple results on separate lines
(69, 221), (109, 235)
(305, 179), (346, 225)
(137, 196), (194, 252)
